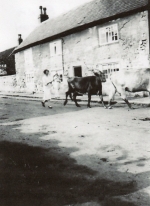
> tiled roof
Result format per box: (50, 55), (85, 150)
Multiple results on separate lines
(0, 47), (16, 75)
(15, 0), (148, 53)
(0, 47), (16, 59)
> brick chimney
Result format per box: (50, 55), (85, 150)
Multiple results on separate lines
(18, 34), (23, 45)
(39, 6), (49, 23)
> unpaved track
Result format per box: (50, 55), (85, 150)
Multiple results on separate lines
(0, 98), (150, 206)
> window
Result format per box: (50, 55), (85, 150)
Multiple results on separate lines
(99, 24), (119, 45)
(49, 40), (62, 57)
(101, 62), (119, 79)
(26, 72), (34, 83)
(54, 46), (56, 54)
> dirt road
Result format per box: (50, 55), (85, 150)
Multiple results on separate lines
(0, 97), (150, 206)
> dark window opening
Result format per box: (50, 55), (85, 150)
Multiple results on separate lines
(74, 66), (82, 77)
(60, 74), (63, 82)
(54, 46), (57, 54)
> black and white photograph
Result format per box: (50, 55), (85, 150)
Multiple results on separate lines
(0, 0), (150, 205)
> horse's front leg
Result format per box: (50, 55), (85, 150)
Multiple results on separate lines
(98, 88), (107, 109)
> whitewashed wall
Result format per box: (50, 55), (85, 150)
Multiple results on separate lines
(0, 75), (17, 92)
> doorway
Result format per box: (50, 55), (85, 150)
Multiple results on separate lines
(74, 66), (82, 77)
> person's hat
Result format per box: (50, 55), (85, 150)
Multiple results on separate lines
(43, 69), (49, 74)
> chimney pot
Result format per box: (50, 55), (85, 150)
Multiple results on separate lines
(39, 6), (43, 14)
(18, 34), (23, 45)
(43, 7), (47, 15)
(38, 6), (49, 23)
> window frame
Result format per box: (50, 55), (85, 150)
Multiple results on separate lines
(26, 72), (34, 83)
(73, 66), (82, 77)
(98, 24), (119, 46)
(100, 62), (120, 79)
(49, 39), (62, 57)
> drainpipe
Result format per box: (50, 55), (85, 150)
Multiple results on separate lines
(148, 0), (150, 66)
(61, 38), (65, 80)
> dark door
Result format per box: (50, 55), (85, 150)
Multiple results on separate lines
(74, 66), (82, 77)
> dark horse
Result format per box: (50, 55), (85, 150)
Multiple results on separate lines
(64, 70), (106, 108)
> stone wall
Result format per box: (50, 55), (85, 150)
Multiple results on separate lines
(15, 41), (64, 93)
(15, 51), (26, 92)
(0, 75), (17, 92)
(14, 10), (149, 94)
(63, 11), (149, 77)
(119, 11), (149, 69)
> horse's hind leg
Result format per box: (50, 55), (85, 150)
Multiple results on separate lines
(118, 88), (132, 109)
(69, 93), (73, 101)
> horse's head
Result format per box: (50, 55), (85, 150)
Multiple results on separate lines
(92, 70), (106, 82)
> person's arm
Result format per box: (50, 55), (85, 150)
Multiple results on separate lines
(47, 81), (52, 85)
(43, 76), (52, 86)
(46, 76), (54, 85)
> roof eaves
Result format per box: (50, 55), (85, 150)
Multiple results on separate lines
(14, 3), (148, 54)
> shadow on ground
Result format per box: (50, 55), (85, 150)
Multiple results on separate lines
(1, 140), (150, 206)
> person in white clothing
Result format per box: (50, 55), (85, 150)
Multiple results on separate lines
(41, 69), (53, 108)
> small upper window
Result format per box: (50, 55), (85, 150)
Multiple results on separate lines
(49, 40), (62, 57)
(99, 24), (119, 45)
(54, 46), (56, 54)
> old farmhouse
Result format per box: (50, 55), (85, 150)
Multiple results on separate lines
(14, 0), (150, 92)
